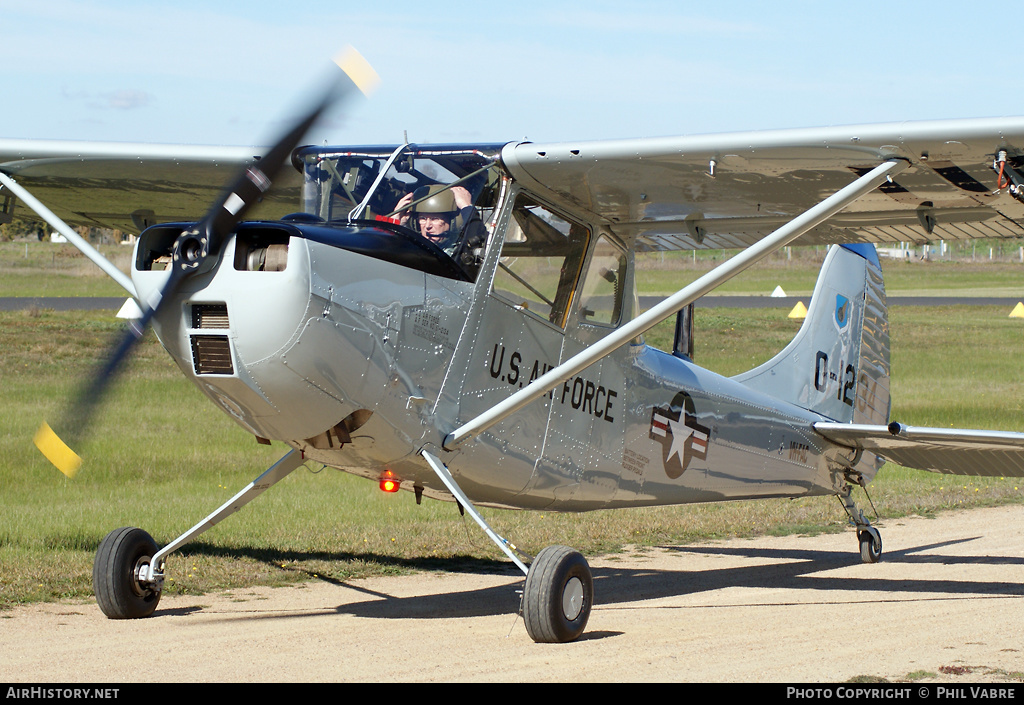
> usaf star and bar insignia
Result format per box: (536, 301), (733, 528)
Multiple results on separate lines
(649, 390), (710, 479)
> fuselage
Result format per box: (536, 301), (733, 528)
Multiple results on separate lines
(132, 146), (856, 512)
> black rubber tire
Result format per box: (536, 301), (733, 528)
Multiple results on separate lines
(93, 527), (161, 619)
(859, 528), (882, 564)
(522, 545), (593, 643)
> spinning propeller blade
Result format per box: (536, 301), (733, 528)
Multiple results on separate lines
(35, 47), (379, 477)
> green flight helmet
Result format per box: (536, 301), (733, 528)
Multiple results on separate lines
(412, 184), (464, 235)
(414, 184), (457, 215)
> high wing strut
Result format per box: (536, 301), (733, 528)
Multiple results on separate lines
(443, 158), (909, 450)
(0, 171), (137, 298)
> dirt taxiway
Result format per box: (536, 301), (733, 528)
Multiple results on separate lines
(2, 505), (1022, 682)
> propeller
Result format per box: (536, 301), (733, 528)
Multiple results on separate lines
(35, 47), (379, 477)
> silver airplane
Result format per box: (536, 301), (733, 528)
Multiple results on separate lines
(4, 55), (1024, 643)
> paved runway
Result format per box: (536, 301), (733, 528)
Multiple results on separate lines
(0, 296), (130, 311)
(2, 295), (1022, 312)
(643, 295), (1024, 309)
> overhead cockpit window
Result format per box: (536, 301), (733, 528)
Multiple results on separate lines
(296, 144), (504, 280)
(491, 195), (591, 328)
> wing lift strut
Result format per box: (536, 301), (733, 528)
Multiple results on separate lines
(412, 158), (909, 641)
(0, 171), (137, 298)
(443, 157), (909, 450)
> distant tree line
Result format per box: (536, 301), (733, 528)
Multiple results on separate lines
(0, 216), (45, 241)
(0, 216), (123, 244)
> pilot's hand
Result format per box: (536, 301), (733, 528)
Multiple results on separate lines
(451, 186), (473, 209)
(395, 192), (414, 224)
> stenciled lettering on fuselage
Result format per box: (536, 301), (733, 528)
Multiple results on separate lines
(649, 390), (710, 479)
(488, 343), (617, 423)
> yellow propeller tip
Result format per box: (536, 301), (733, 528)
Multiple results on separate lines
(34, 422), (82, 478)
(334, 46), (380, 96)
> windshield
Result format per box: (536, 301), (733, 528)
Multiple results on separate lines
(295, 144), (505, 280)
(297, 144), (504, 227)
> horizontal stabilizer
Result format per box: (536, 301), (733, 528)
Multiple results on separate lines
(814, 421), (1024, 477)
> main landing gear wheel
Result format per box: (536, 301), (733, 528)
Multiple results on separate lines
(522, 545), (593, 643)
(858, 527), (882, 564)
(93, 527), (162, 619)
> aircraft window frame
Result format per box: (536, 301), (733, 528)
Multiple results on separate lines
(576, 233), (628, 328)
(296, 145), (504, 281)
(297, 145), (503, 228)
(490, 194), (591, 329)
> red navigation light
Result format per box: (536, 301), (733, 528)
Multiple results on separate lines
(379, 472), (400, 493)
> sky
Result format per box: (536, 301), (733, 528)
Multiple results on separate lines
(2, 0), (1022, 149)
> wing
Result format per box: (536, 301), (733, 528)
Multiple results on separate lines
(0, 139), (303, 233)
(500, 117), (1024, 250)
(814, 422), (1024, 477)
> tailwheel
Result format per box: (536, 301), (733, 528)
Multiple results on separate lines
(522, 545), (593, 643)
(93, 527), (162, 619)
(858, 527), (882, 564)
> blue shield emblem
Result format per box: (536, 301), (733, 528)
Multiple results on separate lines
(835, 295), (850, 329)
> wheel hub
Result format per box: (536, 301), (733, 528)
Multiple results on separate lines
(562, 576), (585, 620)
(131, 555), (154, 598)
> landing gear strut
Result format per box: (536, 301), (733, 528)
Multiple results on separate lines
(92, 450), (305, 619)
(839, 481), (882, 563)
(422, 450), (594, 643)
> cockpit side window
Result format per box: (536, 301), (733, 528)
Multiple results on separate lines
(577, 234), (628, 327)
(491, 195), (591, 328)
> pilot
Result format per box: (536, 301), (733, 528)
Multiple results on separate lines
(395, 184), (486, 276)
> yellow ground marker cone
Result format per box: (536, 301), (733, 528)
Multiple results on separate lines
(34, 422), (81, 478)
(1010, 302), (1024, 319)
(788, 301), (808, 319)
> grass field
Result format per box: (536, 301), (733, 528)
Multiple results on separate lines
(635, 248), (1024, 298)
(5, 240), (1024, 298)
(2, 243), (1024, 611)
(0, 242), (133, 297)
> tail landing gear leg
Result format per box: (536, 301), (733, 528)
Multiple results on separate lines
(838, 482), (882, 563)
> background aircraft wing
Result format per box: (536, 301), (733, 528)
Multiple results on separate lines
(814, 422), (1024, 477)
(500, 118), (1024, 250)
(0, 139), (302, 233)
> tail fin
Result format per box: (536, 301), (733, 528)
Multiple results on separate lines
(732, 244), (890, 424)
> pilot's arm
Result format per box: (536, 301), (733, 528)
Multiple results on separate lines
(450, 186), (487, 276)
